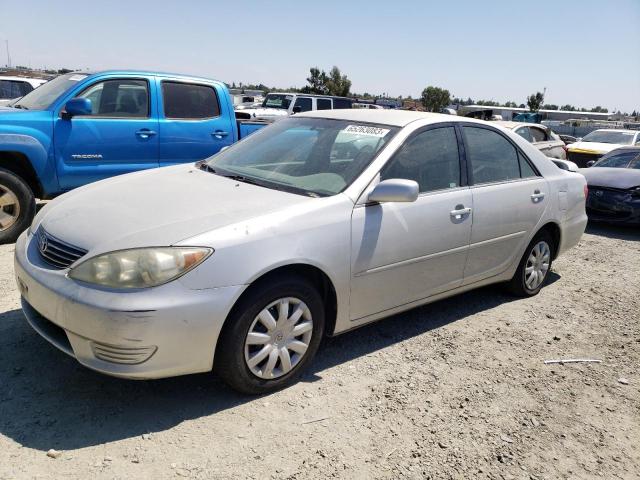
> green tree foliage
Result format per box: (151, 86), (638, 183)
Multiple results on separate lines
(301, 66), (352, 96)
(421, 86), (451, 112)
(542, 104), (558, 110)
(302, 67), (328, 94)
(560, 104), (577, 111)
(527, 92), (545, 112)
(590, 106), (608, 113)
(325, 66), (351, 96)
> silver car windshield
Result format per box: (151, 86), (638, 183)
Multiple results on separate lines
(207, 118), (399, 196)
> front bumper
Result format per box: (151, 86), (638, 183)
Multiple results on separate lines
(14, 231), (244, 379)
(586, 189), (640, 225)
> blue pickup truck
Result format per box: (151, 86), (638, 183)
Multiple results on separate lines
(0, 70), (267, 242)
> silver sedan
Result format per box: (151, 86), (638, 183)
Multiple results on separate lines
(14, 110), (588, 393)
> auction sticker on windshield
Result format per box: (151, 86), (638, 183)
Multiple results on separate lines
(344, 125), (390, 137)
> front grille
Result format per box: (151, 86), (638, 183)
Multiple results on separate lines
(36, 228), (87, 269)
(91, 342), (157, 365)
(568, 151), (602, 168)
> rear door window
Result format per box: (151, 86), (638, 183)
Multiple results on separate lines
(162, 82), (220, 119)
(463, 126), (522, 184)
(293, 97), (313, 112)
(316, 98), (332, 110)
(332, 98), (352, 109)
(0, 80), (32, 99)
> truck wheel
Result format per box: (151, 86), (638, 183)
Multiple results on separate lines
(215, 275), (325, 394)
(0, 168), (36, 244)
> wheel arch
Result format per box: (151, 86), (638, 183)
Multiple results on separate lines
(536, 221), (561, 259)
(223, 262), (339, 338)
(0, 150), (43, 198)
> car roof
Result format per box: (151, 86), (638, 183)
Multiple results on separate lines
(266, 92), (352, 100)
(606, 146), (640, 153)
(493, 121), (547, 130)
(0, 76), (47, 84)
(298, 109), (489, 127)
(75, 70), (224, 84)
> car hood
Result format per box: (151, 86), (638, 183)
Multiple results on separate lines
(35, 164), (314, 254)
(579, 167), (640, 189)
(567, 141), (626, 154)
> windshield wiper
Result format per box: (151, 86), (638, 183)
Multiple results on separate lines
(12, 104), (28, 110)
(219, 173), (265, 187)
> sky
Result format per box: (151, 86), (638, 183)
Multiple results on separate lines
(1, 0), (639, 112)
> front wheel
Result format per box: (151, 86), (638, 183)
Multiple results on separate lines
(0, 168), (36, 244)
(507, 231), (554, 297)
(215, 275), (325, 394)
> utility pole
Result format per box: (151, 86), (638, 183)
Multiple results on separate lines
(5, 40), (11, 68)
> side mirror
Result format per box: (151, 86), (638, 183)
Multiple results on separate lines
(64, 98), (92, 117)
(586, 160), (596, 167)
(292, 105), (302, 114)
(368, 179), (419, 203)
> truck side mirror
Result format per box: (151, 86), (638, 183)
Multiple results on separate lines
(64, 98), (92, 118)
(292, 106), (302, 114)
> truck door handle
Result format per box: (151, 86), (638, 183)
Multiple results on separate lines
(531, 190), (545, 203)
(450, 205), (472, 220)
(212, 130), (229, 138)
(135, 129), (156, 139)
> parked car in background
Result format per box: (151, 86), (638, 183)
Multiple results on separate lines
(0, 70), (268, 243)
(495, 121), (567, 160)
(580, 146), (640, 225)
(0, 76), (47, 106)
(558, 134), (579, 145)
(352, 102), (384, 109)
(567, 129), (640, 167)
(238, 92), (352, 120)
(15, 110), (587, 394)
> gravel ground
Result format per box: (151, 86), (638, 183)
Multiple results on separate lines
(1, 224), (638, 480)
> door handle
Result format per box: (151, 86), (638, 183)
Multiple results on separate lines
(212, 130), (229, 138)
(450, 206), (472, 220)
(135, 129), (156, 139)
(531, 190), (545, 203)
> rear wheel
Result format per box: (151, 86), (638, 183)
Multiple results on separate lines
(215, 275), (325, 394)
(0, 168), (35, 244)
(507, 231), (554, 297)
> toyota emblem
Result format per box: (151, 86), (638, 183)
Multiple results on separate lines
(38, 233), (48, 254)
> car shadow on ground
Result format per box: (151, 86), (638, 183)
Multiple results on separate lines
(586, 222), (640, 241)
(0, 277), (558, 452)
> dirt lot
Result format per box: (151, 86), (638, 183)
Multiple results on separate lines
(0, 224), (638, 480)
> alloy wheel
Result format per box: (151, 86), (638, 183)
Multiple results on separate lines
(0, 184), (20, 232)
(244, 297), (313, 379)
(524, 241), (551, 290)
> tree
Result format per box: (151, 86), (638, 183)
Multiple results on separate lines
(302, 67), (328, 94)
(590, 106), (608, 113)
(542, 104), (558, 110)
(420, 86), (451, 112)
(560, 104), (577, 111)
(325, 66), (351, 96)
(526, 91), (544, 112)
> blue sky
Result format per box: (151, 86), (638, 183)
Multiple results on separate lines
(1, 0), (639, 111)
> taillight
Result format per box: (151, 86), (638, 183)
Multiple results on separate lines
(584, 185), (589, 198)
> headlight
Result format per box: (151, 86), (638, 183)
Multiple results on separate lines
(68, 247), (212, 289)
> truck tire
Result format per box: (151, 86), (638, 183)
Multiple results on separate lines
(0, 168), (36, 244)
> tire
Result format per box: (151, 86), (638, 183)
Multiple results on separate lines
(215, 275), (325, 394)
(507, 230), (555, 297)
(0, 168), (36, 244)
